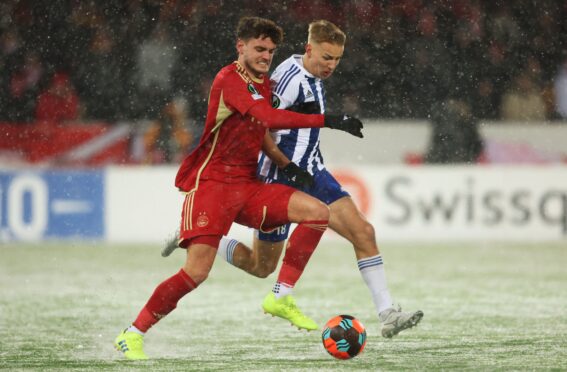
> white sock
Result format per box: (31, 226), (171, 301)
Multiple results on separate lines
(272, 281), (293, 299)
(358, 255), (393, 316)
(127, 325), (145, 336)
(217, 237), (239, 265)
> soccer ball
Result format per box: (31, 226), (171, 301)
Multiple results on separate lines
(321, 314), (367, 359)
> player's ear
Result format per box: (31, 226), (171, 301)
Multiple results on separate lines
(305, 43), (312, 56)
(236, 39), (245, 55)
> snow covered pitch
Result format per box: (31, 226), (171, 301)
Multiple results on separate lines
(1, 242), (566, 370)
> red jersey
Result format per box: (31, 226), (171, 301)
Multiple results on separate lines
(175, 61), (325, 192)
(176, 62), (270, 191)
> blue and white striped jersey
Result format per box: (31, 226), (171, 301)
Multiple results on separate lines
(257, 55), (327, 181)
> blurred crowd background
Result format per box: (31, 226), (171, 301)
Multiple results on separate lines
(1, 0), (567, 163)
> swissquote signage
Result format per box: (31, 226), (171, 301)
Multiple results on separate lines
(1, 166), (565, 242)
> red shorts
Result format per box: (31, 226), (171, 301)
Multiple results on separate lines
(179, 179), (296, 248)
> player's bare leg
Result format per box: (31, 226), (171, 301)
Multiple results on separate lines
(230, 238), (284, 278)
(163, 230), (284, 280)
(182, 243), (218, 284)
(167, 229), (285, 280)
(262, 190), (329, 331)
(115, 243), (216, 360)
(328, 196), (423, 338)
(328, 196), (377, 259)
(218, 190), (327, 279)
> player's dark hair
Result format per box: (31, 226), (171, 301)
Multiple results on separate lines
(236, 16), (283, 45)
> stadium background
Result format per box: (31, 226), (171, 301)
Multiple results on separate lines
(1, 0), (565, 243)
(0, 1), (566, 370)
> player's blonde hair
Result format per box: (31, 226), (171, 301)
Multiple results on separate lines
(308, 20), (346, 46)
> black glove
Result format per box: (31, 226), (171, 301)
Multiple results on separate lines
(287, 101), (321, 114)
(281, 162), (314, 189)
(324, 114), (364, 138)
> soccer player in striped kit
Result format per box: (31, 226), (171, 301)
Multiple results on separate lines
(213, 20), (423, 338)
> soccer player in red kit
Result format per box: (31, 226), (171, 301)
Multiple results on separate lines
(114, 16), (363, 360)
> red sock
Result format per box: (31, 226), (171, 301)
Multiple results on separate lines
(277, 220), (328, 287)
(133, 269), (197, 332)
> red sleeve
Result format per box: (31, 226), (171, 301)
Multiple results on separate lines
(221, 72), (266, 116)
(220, 69), (324, 129)
(248, 101), (324, 129)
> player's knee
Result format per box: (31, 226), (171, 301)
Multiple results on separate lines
(359, 220), (376, 241)
(305, 201), (330, 221)
(352, 221), (377, 255)
(253, 258), (278, 278)
(255, 266), (275, 279)
(186, 268), (209, 285)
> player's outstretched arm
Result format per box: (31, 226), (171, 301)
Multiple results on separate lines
(288, 101), (364, 138)
(248, 102), (364, 138)
(261, 131), (290, 169)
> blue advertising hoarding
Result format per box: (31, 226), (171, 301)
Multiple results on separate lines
(0, 170), (104, 241)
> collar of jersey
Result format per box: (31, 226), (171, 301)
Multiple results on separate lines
(292, 54), (316, 79)
(233, 61), (265, 84)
